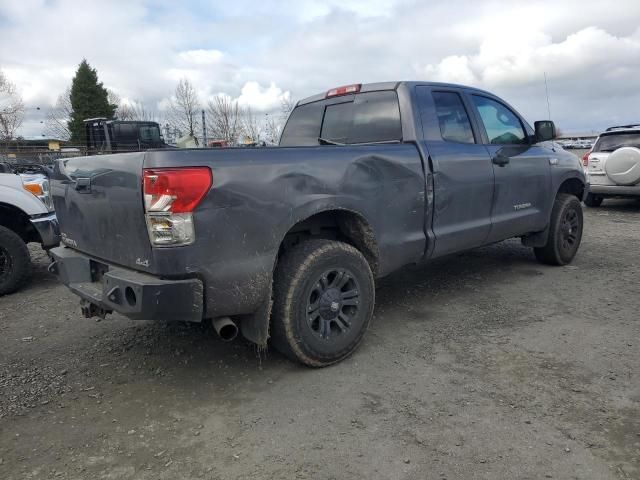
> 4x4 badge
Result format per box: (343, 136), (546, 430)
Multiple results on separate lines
(136, 258), (150, 267)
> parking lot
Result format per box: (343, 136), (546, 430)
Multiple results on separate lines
(1, 198), (638, 480)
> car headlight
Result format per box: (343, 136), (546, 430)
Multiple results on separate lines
(22, 176), (54, 211)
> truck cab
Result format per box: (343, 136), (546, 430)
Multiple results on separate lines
(84, 118), (167, 153)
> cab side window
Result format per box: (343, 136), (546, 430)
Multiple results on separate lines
(472, 95), (527, 145)
(432, 91), (475, 144)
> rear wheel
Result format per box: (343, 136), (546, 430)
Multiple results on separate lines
(584, 193), (603, 207)
(0, 225), (31, 296)
(534, 194), (584, 266)
(271, 239), (375, 367)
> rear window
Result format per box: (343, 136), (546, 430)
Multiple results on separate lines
(139, 125), (161, 142)
(321, 102), (354, 143)
(280, 90), (402, 146)
(432, 91), (475, 144)
(594, 132), (640, 152)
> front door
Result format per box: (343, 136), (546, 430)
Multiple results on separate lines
(416, 87), (495, 257)
(467, 94), (551, 242)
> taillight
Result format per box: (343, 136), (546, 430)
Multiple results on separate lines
(142, 167), (212, 246)
(326, 84), (361, 98)
(582, 150), (591, 167)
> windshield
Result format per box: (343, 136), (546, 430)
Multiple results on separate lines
(594, 132), (640, 152)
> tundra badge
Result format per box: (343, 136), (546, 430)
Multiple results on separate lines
(513, 202), (532, 211)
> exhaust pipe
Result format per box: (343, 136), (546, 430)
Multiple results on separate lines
(212, 316), (239, 342)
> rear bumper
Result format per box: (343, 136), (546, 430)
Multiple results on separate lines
(589, 184), (640, 196)
(49, 246), (204, 322)
(30, 213), (60, 249)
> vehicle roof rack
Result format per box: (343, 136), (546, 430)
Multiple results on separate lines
(605, 124), (640, 132)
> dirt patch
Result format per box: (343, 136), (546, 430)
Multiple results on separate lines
(0, 199), (638, 479)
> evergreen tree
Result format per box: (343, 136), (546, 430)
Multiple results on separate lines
(68, 60), (117, 143)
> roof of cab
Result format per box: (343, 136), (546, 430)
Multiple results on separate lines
(296, 81), (496, 106)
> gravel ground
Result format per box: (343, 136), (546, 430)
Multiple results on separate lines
(1, 199), (638, 480)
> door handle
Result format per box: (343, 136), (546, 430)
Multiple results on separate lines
(492, 154), (510, 166)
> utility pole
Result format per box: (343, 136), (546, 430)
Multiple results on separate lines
(201, 109), (207, 148)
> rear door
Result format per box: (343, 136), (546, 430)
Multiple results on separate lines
(466, 93), (551, 241)
(416, 86), (495, 257)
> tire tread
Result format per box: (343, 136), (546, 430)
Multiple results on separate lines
(271, 239), (374, 367)
(0, 225), (31, 296)
(534, 193), (583, 266)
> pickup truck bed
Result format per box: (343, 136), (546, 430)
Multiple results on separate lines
(50, 81), (587, 366)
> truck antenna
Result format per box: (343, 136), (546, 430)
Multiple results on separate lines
(544, 72), (551, 120)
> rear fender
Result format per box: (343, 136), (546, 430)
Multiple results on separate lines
(238, 203), (374, 347)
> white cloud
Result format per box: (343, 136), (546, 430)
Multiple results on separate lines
(422, 27), (640, 90)
(179, 49), (224, 65)
(235, 82), (290, 111)
(1, 0), (640, 136)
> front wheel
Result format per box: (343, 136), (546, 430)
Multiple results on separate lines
(584, 193), (603, 207)
(271, 239), (375, 367)
(0, 225), (31, 296)
(534, 194), (584, 266)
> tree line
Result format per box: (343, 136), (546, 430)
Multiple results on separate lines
(1, 59), (294, 146)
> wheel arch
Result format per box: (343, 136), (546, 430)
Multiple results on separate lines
(0, 202), (40, 244)
(277, 207), (380, 277)
(555, 175), (586, 202)
(237, 207), (380, 348)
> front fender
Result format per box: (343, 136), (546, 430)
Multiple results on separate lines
(0, 175), (50, 215)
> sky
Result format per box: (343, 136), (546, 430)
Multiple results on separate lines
(1, 0), (640, 138)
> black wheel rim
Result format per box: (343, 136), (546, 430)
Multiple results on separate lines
(560, 208), (579, 251)
(0, 247), (11, 282)
(306, 269), (360, 340)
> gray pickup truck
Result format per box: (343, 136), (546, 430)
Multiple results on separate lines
(49, 81), (587, 366)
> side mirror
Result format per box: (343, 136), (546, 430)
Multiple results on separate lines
(534, 120), (556, 142)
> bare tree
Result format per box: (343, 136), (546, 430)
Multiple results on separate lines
(241, 106), (261, 143)
(44, 87), (72, 140)
(206, 95), (244, 144)
(258, 97), (295, 144)
(168, 78), (199, 136)
(0, 70), (25, 141)
(107, 89), (121, 111)
(280, 96), (295, 119)
(264, 113), (282, 144)
(117, 100), (155, 122)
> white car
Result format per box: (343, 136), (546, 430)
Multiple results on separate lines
(584, 125), (640, 206)
(0, 163), (59, 294)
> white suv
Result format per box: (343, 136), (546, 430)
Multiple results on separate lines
(584, 125), (640, 207)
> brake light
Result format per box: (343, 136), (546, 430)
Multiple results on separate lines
(143, 167), (212, 246)
(326, 84), (361, 98)
(143, 167), (212, 213)
(582, 150), (591, 167)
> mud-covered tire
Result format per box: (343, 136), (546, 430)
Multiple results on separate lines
(271, 239), (375, 367)
(584, 193), (603, 207)
(534, 194), (584, 266)
(0, 225), (31, 296)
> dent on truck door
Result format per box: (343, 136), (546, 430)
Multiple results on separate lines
(468, 94), (551, 242)
(416, 87), (495, 257)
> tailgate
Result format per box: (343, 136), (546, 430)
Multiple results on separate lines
(51, 152), (152, 269)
